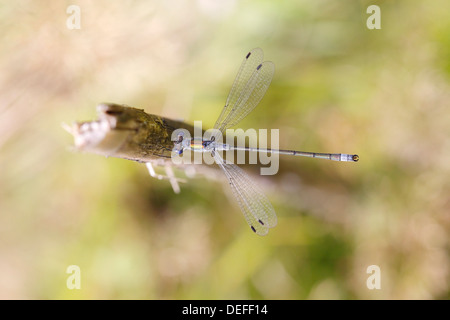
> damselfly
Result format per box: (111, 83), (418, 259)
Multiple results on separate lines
(172, 48), (358, 235)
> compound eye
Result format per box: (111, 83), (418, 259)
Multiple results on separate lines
(176, 132), (184, 142)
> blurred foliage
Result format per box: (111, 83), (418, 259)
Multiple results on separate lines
(0, 0), (448, 299)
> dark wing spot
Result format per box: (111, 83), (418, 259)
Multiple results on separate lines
(258, 219), (264, 226)
(256, 63), (262, 70)
(251, 226), (256, 233)
(246, 52), (251, 59)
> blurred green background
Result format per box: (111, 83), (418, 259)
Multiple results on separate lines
(0, 0), (448, 299)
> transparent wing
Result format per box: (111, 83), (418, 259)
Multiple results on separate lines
(213, 152), (277, 236)
(213, 48), (275, 134)
(213, 48), (263, 131)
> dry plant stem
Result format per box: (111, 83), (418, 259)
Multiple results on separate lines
(65, 103), (195, 163)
